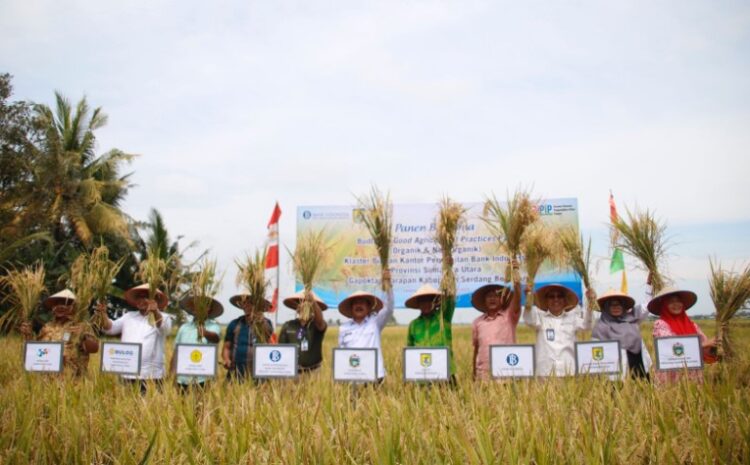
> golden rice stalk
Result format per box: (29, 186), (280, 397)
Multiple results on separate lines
(88, 245), (125, 304)
(612, 207), (670, 294)
(289, 229), (331, 321)
(235, 249), (270, 315)
(556, 227), (597, 311)
(709, 259), (750, 361)
(137, 246), (169, 325)
(434, 197), (468, 298)
(0, 264), (46, 336)
(481, 188), (540, 283)
(190, 258), (221, 332)
(520, 223), (559, 311)
(69, 252), (98, 323)
(355, 186), (393, 292)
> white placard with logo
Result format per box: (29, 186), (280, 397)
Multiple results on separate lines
(101, 342), (142, 375)
(175, 344), (218, 377)
(490, 345), (535, 378)
(654, 336), (703, 371)
(24, 342), (64, 373)
(575, 340), (621, 375)
(253, 344), (298, 379)
(403, 347), (450, 382)
(333, 348), (378, 383)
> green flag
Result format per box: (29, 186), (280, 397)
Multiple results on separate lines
(610, 248), (625, 273)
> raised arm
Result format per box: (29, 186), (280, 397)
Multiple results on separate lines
(376, 284), (395, 331)
(523, 305), (541, 329)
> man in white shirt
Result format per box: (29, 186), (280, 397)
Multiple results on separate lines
(337, 285), (394, 382)
(523, 284), (594, 377)
(97, 283), (172, 393)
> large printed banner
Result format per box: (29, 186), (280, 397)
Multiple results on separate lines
(296, 199), (581, 309)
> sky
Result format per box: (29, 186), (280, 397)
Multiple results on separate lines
(2, 0), (749, 324)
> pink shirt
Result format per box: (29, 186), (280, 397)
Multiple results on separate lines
(652, 319), (707, 384)
(472, 308), (521, 380)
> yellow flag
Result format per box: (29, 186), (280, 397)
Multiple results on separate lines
(620, 270), (628, 294)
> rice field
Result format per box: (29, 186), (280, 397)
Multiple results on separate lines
(1, 321), (749, 464)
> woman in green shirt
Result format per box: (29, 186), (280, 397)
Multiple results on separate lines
(405, 284), (457, 381)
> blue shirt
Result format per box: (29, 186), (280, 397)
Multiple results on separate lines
(225, 316), (274, 376)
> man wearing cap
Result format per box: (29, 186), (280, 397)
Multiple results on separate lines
(28, 289), (100, 377)
(97, 283), (172, 390)
(470, 277), (522, 381)
(171, 295), (223, 392)
(523, 284), (595, 377)
(222, 292), (275, 381)
(404, 284), (457, 381)
(278, 290), (328, 373)
(338, 271), (394, 382)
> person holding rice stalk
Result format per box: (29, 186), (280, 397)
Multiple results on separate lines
(222, 292), (275, 381)
(173, 294), (222, 392)
(97, 283), (172, 391)
(523, 284), (595, 376)
(27, 289), (100, 377)
(648, 287), (715, 384)
(279, 290), (328, 374)
(470, 261), (522, 381)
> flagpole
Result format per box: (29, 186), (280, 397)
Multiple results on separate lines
(274, 202), (280, 329)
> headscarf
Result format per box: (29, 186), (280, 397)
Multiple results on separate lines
(592, 300), (644, 353)
(658, 302), (697, 336)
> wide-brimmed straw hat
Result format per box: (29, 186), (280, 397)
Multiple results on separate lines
(471, 283), (513, 313)
(338, 291), (383, 319)
(646, 287), (697, 315)
(124, 283), (168, 310)
(596, 289), (635, 313)
(404, 284), (441, 309)
(180, 295), (224, 319)
(43, 289), (76, 310)
(534, 284), (579, 312)
(229, 292), (272, 311)
(283, 290), (328, 311)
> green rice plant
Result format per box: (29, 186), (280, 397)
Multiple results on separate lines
(0, 264), (46, 336)
(482, 187), (540, 283)
(434, 196), (468, 298)
(520, 222), (559, 311)
(289, 229), (330, 322)
(556, 227), (597, 310)
(355, 185), (393, 292)
(612, 207), (670, 294)
(189, 257), (222, 332)
(709, 258), (750, 361)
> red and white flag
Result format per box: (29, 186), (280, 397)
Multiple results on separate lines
(265, 203), (282, 312)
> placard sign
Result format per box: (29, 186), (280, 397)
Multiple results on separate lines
(101, 342), (142, 375)
(253, 344), (298, 379)
(24, 342), (63, 373)
(654, 336), (703, 371)
(403, 347), (450, 382)
(175, 344), (218, 377)
(333, 348), (378, 383)
(575, 341), (621, 375)
(490, 345), (535, 378)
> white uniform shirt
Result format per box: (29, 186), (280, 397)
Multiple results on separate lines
(338, 290), (394, 379)
(523, 305), (592, 377)
(104, 311), (172, 379)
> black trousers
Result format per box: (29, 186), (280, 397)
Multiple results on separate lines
(626, 351), (650, 380)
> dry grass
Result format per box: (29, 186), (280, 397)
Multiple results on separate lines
(0, 264), (46, 334)
(710, 259), (750, 360)
(355, 186), (393, 291)
(520, 223), (559, 310)
(289, 230), (331, 321)
(434, 197), (467, 298)
(189, 257), (222, 328)
(612, 207), (670, 294)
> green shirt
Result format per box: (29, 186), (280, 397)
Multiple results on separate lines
(406, 296), (456, 375)
(278, 319), (327, 370)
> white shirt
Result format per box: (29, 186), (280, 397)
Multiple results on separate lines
(523, 305), (592, 377)
(104, 311), (172, 379)
(338, 290), (394, 379)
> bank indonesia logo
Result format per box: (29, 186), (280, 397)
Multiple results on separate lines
(269, 350), (282, 362)
(506, 353), (519, 366)
(302, 211), (312, 220)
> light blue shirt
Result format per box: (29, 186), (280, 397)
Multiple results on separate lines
(174, 319), (221, 385)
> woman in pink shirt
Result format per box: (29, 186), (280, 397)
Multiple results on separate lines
(471, 279), (521, 380)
